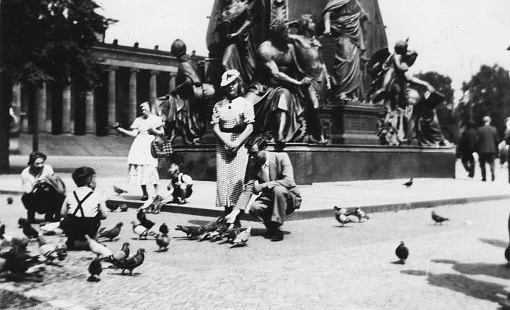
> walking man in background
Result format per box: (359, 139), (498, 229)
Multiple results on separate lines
(477, 116), (499, 181)
(459, 121), (478, 178)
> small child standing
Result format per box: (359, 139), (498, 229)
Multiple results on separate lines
(60, 166), (108, 250)
(167, 163), (193, 204)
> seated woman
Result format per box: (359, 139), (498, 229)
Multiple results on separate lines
(60, 166), (108, 250)
(21, 151), (65, 223)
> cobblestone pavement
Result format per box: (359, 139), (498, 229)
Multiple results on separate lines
(1, 195), (510, 310)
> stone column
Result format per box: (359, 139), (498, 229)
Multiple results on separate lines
(62, 83), (72, 134)
(149, 70), (158, 113)
(35, 83), (47, 133)
(107, 66), (117, 133)
(85, 90), (95, 134)
(129, 68), (138, 122)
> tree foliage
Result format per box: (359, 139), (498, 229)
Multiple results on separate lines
(1, 0), (115, 88)
(456, 65), (510, 138)
(414, 71), (457, 143)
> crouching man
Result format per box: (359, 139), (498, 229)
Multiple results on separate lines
(225, 136), (302, 241)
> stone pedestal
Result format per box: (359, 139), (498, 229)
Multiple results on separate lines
(319, 103), (385, 145)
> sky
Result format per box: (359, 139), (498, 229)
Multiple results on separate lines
(95, 0), (510, 94)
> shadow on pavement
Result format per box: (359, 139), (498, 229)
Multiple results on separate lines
(479, 238), (508, 249)
(402, 270), (507, 304)
(0, 289), (49, 309)
(431, 259), (510, 280)
(427, 273), (506, 304)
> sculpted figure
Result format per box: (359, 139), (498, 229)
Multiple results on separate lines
(160, 39), (211, 144)
(245, 19), (312, 145)
(218, 0), (257, 88)
(290, 14), (330, 143)
(323, 0), (369, 101)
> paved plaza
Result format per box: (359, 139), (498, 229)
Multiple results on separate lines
(1, 195), (510, 309)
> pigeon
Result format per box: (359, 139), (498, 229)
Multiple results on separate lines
(155, 234), (170, 251)
(120, 204), (129, 212)
(158, 223), (169, 237)
(333, 206), (352, 226)
(131, 221), (150, 239)
(104, 242), (130, 267)
(87, 257), (102, 282)
(395, 242), (409, 264)
(106, 204), (119, 212)
(113, 186), (128, 195)
(6, 197), (13, 205)
(38, 236), (67, 263)
(431, 211), (449, 224)
(505, 246), (510, 265)
(175, 225), (204, 239)
(403, 178), (413, 187)
(85, 235), (113, 258)
(137, 209), (155, 230)
(231, 227), (251, 248)
(2, 238), (39, 276)
(353, 208), (370, 222)
(18, 218), (39, 239)
(118, 248), (145, 275)
(97, 222), (123, 241)
(142, 196), (164, 214)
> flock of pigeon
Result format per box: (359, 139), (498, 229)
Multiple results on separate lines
(333, 178), (451, 265)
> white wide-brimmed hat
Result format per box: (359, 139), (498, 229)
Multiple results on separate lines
(220, 69), (240, 87)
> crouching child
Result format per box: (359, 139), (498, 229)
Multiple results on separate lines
(60, 166), (107, 250)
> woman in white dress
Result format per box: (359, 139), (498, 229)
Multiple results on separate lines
(212, 69), (254, 212)
(114, 102), (164, 200)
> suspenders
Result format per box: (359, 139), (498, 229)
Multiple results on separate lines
(72, 190), (94, 217)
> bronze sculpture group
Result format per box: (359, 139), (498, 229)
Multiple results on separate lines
(158, 0), (447, 148)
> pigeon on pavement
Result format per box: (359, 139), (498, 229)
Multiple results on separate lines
(120, 204), (128, 212)
(175, 225), (204, 239)
(113, 186), (128, 195)
(85, 235), (113, 258)
(403, 178), (413, 187)
(231, 227), (251, 248)
(395, 241), (409, 264)
(159, 223), (169, 237)
(431, 211), (449, 224)
(334, 206), (352, 226)
(97, 222), (123, 241)
(137, 209), (155, 230)
(87, 257), (102, 282)
(118, 248), (145, 275)
(131, 221), (151, 239)
(155, 234), (170, 251)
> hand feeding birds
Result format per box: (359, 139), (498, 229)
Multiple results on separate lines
(395, 241), (409, 264)
(431, 211), (449, 225)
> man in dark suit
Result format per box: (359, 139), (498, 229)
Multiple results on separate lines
(226, 137), (302, 241)
(459, 121), (478, 178)
(477, 116), (499, 181)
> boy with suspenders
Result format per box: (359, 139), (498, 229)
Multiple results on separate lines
(167, 163), (193, 204)
(61, 167), (108, 250)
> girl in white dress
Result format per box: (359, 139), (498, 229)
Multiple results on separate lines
(114, 102), (164, 200)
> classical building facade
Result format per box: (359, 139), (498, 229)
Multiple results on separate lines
(11, 41), (203, 136)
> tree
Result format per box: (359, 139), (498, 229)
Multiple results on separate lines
(414, 71), (457, 143)
(0, 0), (115, 172)
(456, 65), (510, 138)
